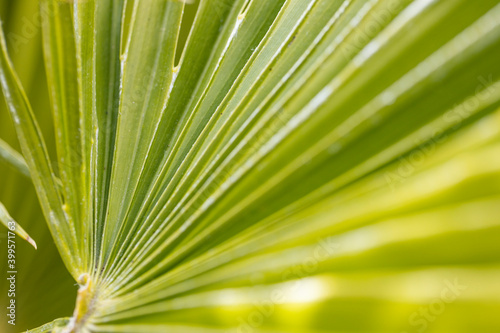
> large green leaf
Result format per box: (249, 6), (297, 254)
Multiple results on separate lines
(1, 0), (500, 332)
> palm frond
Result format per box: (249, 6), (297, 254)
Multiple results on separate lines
(0, 0), (499, 332)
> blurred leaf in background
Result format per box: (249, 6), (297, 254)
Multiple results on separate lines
(0, 0), (74, 332)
